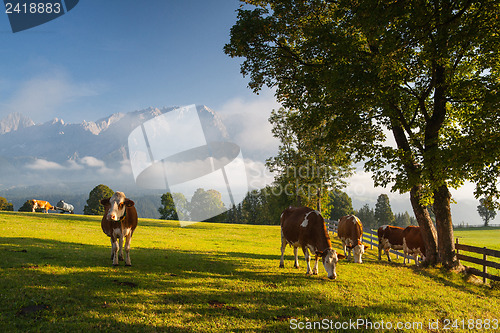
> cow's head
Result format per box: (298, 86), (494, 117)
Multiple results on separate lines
(100, 191), (134, 222)
(353, 243), (365, 263)
(316, 248), (342, 280)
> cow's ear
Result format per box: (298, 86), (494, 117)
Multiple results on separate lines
(337, 253), (346, 260)
(315, 251), (324, 257)
(125, 199), (135, 207)
(100, 198), (110, 206)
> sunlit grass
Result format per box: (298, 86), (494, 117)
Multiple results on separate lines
(0, 211), (499, 332)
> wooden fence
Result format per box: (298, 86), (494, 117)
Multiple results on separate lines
(326, 220), (500, 282)
(456, 238), (500, 283)
(325, 219), (407, 261)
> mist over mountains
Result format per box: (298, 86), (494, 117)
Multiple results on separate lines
(0, 105), (229, 193)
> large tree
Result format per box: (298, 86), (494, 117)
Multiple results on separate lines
(477, 198), (497, 227)
(225, 0), (500, 268)
(266, 107), (353, 212)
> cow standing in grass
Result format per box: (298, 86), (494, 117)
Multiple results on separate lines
(378, 225), (405, 261)
(31, 200), (54, 213)
(403, 226), (426, 265)
(100, 192), (138, 266)
(279, 206), (344, 279)
(337, 215), (366, 263)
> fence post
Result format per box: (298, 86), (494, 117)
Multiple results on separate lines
(456, 238), (460, 266)
(483, 248), (487, 284)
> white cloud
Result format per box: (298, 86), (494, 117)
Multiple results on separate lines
(218, 92), (281, 160)
(26, 158), (65, 170)
(80, 156), (107, 168)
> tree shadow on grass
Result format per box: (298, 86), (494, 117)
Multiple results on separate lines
(0, 236), (434, 332)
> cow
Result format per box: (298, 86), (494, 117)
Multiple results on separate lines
(402, 225), (426, 265)
(337, 215), (366, 263)
(100, 191), (138, 266)
(30, 199), (54, 213)
(377, 225), (405, 261)
(279, 206), (344, 279)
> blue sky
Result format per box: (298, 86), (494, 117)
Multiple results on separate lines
(0, 0), (261, 123)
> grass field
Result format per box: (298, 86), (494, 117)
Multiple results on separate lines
(0, 212), (499, 332)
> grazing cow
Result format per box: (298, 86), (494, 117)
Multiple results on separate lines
(402, 225), (426, 265)
(100, 192), (138, 266)
(30, 199), (54, 213)
(337, 215), (366, 263)
(279, 206), (344, 279)
(377, 225), (405, 261)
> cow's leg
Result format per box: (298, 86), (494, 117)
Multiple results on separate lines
(293, 246), (299, 268)
(342, 242), (348, 260)
(110, 238), (114, 260)
(312, 254), (319, 275)
(118, 236), (124, 261)
(124, 233), (132, 266)
(385, 249), (392, 262)
(111, 236), (119, 266)
(279, 233), (286, 268)
(378, 243), (382, 260)
(303, 247), (312, 275)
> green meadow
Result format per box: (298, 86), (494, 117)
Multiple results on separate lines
(0, 212), (499, 332)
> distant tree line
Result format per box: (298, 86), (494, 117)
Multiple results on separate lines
(1, 184), (495, 229)
(0, 197), (13, 211)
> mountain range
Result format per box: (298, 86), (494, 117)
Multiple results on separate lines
(0, 105), (229, 191)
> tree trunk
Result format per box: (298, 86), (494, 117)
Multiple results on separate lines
(433, 185), (461, 269)
(410, 185), (438, 266)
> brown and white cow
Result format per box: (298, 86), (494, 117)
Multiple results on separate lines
(100, 192), (138, 266)
(402, 225), (426, 265)
(377, 225), (404, 261)
(30, 199), (54, 213)
(337, 215), (366, 263)
(279, 206), (344, 279)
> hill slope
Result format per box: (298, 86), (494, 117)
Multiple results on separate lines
(0, 212), (498, 332)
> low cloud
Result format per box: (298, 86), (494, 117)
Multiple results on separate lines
(26, 159), (66, 171)
(80, 156), (107, 169)
(218, 92), (281, 160)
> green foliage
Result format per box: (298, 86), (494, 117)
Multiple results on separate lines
(158, 190), (224, 222)
(477, 198), (497, 227)
(226, 0), (500, 266)
(394, 212), (417, 228)
(190, 188), (226, 222)
(226, 185), (296, 225)
(326, 190), (354, 221)
(374, 194), (395, 227)
(18, 200), (33, 212)
(0, 197), (13, 211)
(83, 184), (114, 216)
(266, 108), (353, 211)
(158, 192), (183, 220)
(356, 204), (376, 231)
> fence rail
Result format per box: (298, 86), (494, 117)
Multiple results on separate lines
(326, 220), (500, 282)
(325, 220), (407, 260)
(456, 238), (500, 283)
